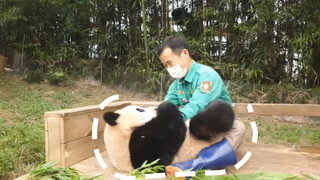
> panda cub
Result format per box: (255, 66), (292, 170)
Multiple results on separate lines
(129, 102), (187, 169)
(103, 100), (234, 171)
(189, 100), (235, 141)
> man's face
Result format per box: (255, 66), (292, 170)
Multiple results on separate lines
(159, 47), (187, 69)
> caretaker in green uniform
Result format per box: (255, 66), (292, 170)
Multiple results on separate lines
(158, 36), (246, 178)
(158, 36), (232, 121)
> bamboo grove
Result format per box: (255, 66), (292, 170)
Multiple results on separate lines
(1, 0), (320, 89)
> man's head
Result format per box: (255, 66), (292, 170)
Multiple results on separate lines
(158, 36), (193, 79)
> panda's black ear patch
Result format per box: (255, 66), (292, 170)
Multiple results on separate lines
(103, 112), (119, 126)
(136, 108), (145, 112)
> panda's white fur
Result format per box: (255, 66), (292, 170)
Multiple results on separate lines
(103, 105), (224, 172)
(103, 105), (147, 172)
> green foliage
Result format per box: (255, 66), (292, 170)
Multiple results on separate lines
(260, 121), (320, 146)
(244, 116), (320, 146)
(27, 161), (103, 180)
(49, 91), (76, 109)
(228, 80), (320, 104)
(47, 71), (69, 86)
(24, 69), (45, 83)
(0, 74), (76, 179)
(71, 59), (101, 79)
(1, 0), (320, 88)
(102, 58), (172, 99)
(130, 159), (164, 178)
(0, 119), (44, 179)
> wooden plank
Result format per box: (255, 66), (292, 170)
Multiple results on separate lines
(63, 111), (105, 142)
(45, 101), (320, 118)
(68, 143), (320, 179)
(62, 105), (128, 143)
(45, 116), (63, 165)
(44, 101), (132, 117)
(17, 143), (320, 180)
(232, 143), (320, 176)
(45, 115), (49, 162)
(128, 101), (161, 107)
(71, 148), (118, 180)
(235, 103), (320, 117)
(45, 103), (130, 166)
(45, 102), (129, 144)
(126, 101), (320, 117)
(64, 132), (105, 167)
(61, 101), (161, 143)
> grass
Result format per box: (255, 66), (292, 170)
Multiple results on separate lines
(0, 72), (154, 179)
(0, 119), (44, 177)
(240, 115), (320, 146)
(0, 72), (320, 179)
(0, 75), (59, 179)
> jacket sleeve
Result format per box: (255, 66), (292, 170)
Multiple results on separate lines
(180, 71), (223, 121)
(164, 81), (180, 106)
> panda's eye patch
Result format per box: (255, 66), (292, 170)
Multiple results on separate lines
(136, 108), (145, 112)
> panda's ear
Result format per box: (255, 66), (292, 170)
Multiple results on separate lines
(103, 112), (119, 126)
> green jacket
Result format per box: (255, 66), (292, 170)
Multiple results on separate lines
(164, 61), (232, 121)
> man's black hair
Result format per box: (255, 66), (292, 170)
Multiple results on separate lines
(157, 36), (192, 57)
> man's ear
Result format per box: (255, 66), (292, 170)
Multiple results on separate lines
(103, 112), (119, 126)
(182, 48), (189, 57)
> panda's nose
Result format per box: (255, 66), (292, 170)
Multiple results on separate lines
(136, 108), (145, 112)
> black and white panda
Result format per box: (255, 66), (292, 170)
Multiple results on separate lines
(103, 100), (235, 173)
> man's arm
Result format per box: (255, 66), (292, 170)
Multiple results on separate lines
(180, 71), (224, 121)
(164, 81), (180, 106)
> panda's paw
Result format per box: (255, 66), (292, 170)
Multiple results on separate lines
(165, 165), (185, 180)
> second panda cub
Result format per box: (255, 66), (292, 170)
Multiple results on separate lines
(189, 99), (235, 141)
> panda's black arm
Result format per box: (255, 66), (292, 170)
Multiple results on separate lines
(129, 130), (148, 169)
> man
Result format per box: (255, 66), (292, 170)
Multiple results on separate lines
(158, 36), (246, 176)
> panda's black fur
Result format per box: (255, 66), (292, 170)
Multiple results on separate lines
(103, 112), (120, 126)
(129, 102), (187, 169)
(189, 99), (235, 141)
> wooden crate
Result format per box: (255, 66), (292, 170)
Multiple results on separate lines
(45, 101), (127, 166)
(45, 101), (320, 167)
(45, 101), (161, 167)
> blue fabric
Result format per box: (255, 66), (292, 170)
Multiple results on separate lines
(173, 139), (237, 171)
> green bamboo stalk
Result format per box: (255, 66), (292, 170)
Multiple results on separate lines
(141, 0), (149, 69)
